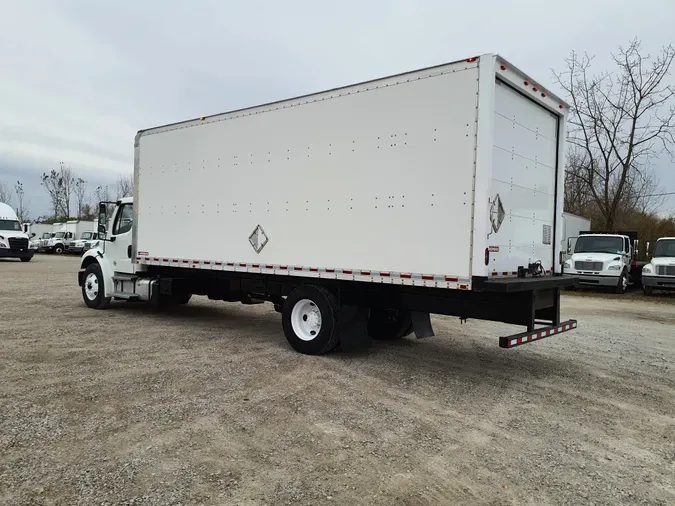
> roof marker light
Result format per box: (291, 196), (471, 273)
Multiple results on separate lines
(532, 87), (539, 92)
(467, 57), (477, 63)
(524, 81), (529, 86)
(500, 65), (507, 71)
(541, 92), (547, 97)
(559, 105), (564, 109)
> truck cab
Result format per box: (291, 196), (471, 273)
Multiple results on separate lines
(562, 233), (636, 293)
(641, 238), (675, 295)
(0, 203), (34, 262)
(39, 230), (74, 254)
(66, 232), (100, 255)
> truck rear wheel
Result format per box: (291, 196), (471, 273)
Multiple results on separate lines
(282, 285), (341, 355)
(82, 263), (111, 309)
(367, 309), (414, 340)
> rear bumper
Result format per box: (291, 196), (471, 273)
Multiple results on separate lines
(500, 320), (578, 348)
(563, 273), (617, 287)
(0, 249), (34, 259)
(642, 275), (675, 290)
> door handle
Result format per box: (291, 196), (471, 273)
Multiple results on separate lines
(127, 245), (132, 258)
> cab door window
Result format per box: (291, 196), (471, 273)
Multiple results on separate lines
(113, 204), (133, 235)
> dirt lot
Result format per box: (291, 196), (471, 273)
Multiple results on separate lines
(1, 255), (673, 505)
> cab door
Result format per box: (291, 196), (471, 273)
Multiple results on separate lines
(105, 203), (134, 274)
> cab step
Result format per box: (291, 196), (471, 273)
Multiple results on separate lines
(112, 274), (138, 282)
(108, 292), (140, 300)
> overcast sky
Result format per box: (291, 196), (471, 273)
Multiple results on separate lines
(1, 0), (674, 218)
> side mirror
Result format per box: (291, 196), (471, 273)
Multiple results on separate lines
(98, 203), (108, 239)
(566, 238), (572, 254)
(31, 233), (36, 238)
(646, 241), (651, 258)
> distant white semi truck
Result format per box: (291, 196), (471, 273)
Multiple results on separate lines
(78, 54), (578, 354)
(642, 238), (675, 294)
(0, 203), (33, 262)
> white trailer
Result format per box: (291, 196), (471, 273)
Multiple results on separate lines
(561, 213), (591, 262)
(78, 54), (577, 353)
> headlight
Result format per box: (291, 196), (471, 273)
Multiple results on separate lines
(643, 265), (652, 274)
(608, 265), (622, 271)
(564, 260), (572, 269)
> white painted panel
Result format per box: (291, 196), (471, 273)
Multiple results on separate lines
(136, 64), (479, 279)
(487, 79), (558, 274)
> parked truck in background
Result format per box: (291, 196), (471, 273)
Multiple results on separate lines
(562, 232), (639, 293)
(67, 231), (101, 255)
(561, 212), (590, 265)
(0, 203), (34, 262)
(39, 220), (96, 254)
(641, 237), (675, 294)
(78, 54), (578, 354)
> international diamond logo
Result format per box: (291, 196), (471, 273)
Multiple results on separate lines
(491, 194), (505, 233)
(249, 225), (268, 254)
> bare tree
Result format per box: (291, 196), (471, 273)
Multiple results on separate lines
(41, 170), (63, 219)
(74, 178), (87, 219)
(14, 181), (30, 223)
(0, 181), (12, 205)
(553, 39), (675, 230)
(115, 173), (134, 199)
(58, 162), (76, 217)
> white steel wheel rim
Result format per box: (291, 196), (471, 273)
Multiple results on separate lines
(84, 272), (99, 300)
(290, 299), (322, 341)
(622, 273), (628, 290)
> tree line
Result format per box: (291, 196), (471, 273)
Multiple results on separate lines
(554, 39), (675, 255)
(0, 166), (133, 224)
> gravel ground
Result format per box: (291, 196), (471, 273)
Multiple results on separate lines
(1, 254), (673, 506)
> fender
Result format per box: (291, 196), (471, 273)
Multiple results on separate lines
(79, 247), (115, 297)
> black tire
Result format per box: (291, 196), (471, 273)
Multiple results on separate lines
(53, 244), (64, 255)
(644, 286), (654, 296)
(82, 263), (111, 309)
(367, 309), (414, 340)
(20, 257), (32, 262)
(282, 285), (341, 355)
(615, 270), (629, 294)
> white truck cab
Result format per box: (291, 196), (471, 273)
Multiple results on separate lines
(39, 229), (74, 254)
(0, 202), (34, 262)
(562, 233), (636, 293)
(67, 231), (100, 255)
(80, 197), (136, 305)
(641, 238), (675, 295)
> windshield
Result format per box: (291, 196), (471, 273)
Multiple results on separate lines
(81, 232), (93, 240)
(54, 232), (65, 239)
(575, 236), (624, 254)
(654, 239), (675, 258)
(0, 219), (21, 231)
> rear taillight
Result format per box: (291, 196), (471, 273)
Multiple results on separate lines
(484, 248), (490, 266)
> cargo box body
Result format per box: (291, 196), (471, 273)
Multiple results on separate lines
(134, 54), (568, 290)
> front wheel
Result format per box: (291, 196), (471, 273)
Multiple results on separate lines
(82, 263), (111, 309)
(643, 286), (654, 296)
(282, 285), (341, 355)
(53, 244), (64, 255)
(615, 270), (629, 294)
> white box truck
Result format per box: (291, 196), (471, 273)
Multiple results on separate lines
(562, 232), (639, 293)
(78, 54), (577, 353)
